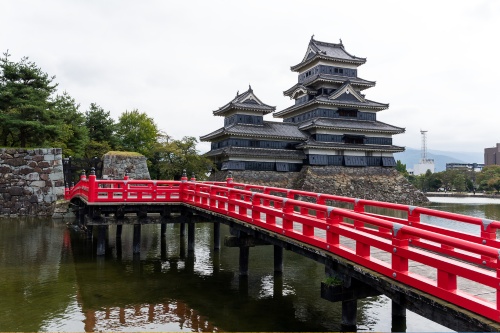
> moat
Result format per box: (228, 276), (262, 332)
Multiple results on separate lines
(1, 198), (499, 332)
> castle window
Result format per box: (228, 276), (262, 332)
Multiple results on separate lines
(338, 109), (357, 117)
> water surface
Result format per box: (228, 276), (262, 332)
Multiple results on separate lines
(2, 198), (498, 331)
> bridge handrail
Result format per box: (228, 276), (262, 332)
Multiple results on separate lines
(66, 174), (500, 321)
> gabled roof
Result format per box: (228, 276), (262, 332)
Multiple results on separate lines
(284, 76), (376, 97)
(204, 146), (306, 160)
(274, 95), (389, 118)
(200, 121), (308, 142)
(296, 138), (405, 153)
(302, 73), (375, 90)
(213, 86), (276, 116)
(299, 117), (405, 134)
(328, 81), (365, 103)
(291, 37), (366, 72)
(284, 85), (318, 99)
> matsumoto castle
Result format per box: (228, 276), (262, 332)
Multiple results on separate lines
(200, 37), (405, 172)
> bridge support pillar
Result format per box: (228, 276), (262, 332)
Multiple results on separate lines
(133, 224), (141, 254)
(274, 245), (283, 274)
(161, 223), (166, 236)
(341, 299), (357, 331)
(188, 223), (195, 253)
(97, 225), (107, 256)
(392, 300), (407, 332)
(239, 245), (250, 276)
(86, 225), (93, 239)
(180, 222), (186, 237)
(116, 225), (122, 238)
(214, 222), (221, 251)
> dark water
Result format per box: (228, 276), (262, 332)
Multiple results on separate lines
(1, 198), (499, 332)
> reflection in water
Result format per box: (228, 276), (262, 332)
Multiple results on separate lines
(4, 198), (497, 331)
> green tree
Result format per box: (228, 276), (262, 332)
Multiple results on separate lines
(84, 103), (117, 147)
(395, 160), (409, 178)
(0, 51), (59, 147)
(115, 109), (159, 157)
(152, 136), (213, 180)
(477, 166), (500, 192)
(487, 177), (500, 193)
(51, 92), (89, 157)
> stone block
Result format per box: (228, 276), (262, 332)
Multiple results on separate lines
(38, 161), (50, 168)
(43, 194), (57, 203)
(49, 172), (64, 181)
(4, 157), (25, 167)
(44, 154), (55, 161)
(30, 180), (46, 188)
(9, 187), (23, 196)
(18, 166), (35, 175)
(22, 186), (34, 195)
(33, 155), (44, 162)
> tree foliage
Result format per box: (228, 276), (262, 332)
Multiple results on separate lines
(84, 103), (116, 146)
(115, 109), (159, 157)
(0, 51), (60, 147)
(151, 136), (213, 180)
(51, 92), (89, 157)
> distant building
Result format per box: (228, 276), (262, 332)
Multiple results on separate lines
(413, 130), (434, 176)
(484, 143), (500, 166)
(200, 37), (405, 171)
(446, 163), (484, 172)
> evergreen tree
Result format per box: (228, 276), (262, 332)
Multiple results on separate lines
(51, 91), (89, 157)
(84, 103), (116, 146)
(0, 51), (59, 147)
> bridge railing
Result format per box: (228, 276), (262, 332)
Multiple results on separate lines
(66, 172), (500, 321)
(65, 173), (183, 203)
(222, 181), (500, 268)
(183, 182), (500, 322)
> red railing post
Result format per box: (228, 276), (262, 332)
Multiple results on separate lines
(326, 206), (340, 248)
(392, 223), (409, 278)
(252, 193), (261, 222)
(316, 194), (326, 219)
(497, 256), (500, 311)
(408, 206), (421, 243)
(88, 168), (97, 202)
(282, 198), (294, 232)
(226, 171), (234, 188)
(80, 170), (87, 181)
(187, 173), (196, 203)
(228, 189), (236, 214)
(481, 220), (496, 264)
(353, 198), (364, 229)
(210, 186), (217, 210)
(180, 169), (188, 202)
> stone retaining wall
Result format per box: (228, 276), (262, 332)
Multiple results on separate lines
(102, 152), (150, 180)
(210, 166), (428, 205)
(0, 148), (65, 217)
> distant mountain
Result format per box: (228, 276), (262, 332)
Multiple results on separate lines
(394, 148), (484, 172)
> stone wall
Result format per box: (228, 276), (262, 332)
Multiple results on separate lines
(210, 166), (428, 205)
(102, 152), (150, 180)
(0, 148), (65, 217)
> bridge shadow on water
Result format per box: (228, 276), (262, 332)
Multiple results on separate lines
(68, 221), (397, 332)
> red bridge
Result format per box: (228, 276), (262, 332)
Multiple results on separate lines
(66, 170), (500, 331)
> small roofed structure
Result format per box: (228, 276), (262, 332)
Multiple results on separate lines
(200, 86), (307, 172)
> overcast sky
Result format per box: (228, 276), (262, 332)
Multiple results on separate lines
(3, 0), (500, 154)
